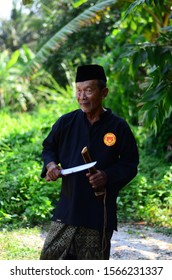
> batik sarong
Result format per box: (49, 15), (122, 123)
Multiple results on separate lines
(40, 221), (113, 260)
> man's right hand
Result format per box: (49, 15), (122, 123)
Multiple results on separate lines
(45, 161), (61, 181)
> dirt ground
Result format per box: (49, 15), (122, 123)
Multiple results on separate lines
(110, 223), (172, 260)
(41, 222), (172, 260)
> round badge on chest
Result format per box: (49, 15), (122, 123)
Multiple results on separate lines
(103, 133), (116, 146)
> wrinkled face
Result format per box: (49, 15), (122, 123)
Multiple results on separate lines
(75, 80), (107, 114)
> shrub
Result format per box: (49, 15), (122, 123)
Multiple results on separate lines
(118, 150), (172, 227)
(0, 103), (171, 229)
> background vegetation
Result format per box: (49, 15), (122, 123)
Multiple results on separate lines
(0, 0), (172, 234)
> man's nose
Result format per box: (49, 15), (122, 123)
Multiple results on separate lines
(78, 91), (87, 99)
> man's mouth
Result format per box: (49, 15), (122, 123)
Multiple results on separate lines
(80, 102), (90, 106)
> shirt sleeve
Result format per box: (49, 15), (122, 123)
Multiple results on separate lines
(105, 122), (139, 195)
(40, 120), (61, 178)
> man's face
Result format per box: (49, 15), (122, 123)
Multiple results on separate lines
(75, 80), (106, 114)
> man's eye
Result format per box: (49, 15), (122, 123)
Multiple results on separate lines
(85, 89), (92, 94)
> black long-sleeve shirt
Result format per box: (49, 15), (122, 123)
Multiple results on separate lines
(41, 109), (139, 231)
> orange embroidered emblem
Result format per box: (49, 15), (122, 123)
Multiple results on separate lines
(103, 133), (116, 146)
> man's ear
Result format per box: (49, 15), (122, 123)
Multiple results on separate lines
(102, 88), (108, 99)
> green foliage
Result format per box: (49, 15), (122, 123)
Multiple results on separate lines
(22, 0), (33, 5)
(1, 0), (172, 132)
(135, 38), (172, 132)
(124, 0), (146, 18)
(22, 0), (117, 77)
(73, 0), (88, 8)
(145, 113), (172, 158)
(0, 3), (42, 52)
(0, 104), (171, 229)
(0, 100), (77, 228)
(0, 115), (57, 226)
(96, 0), (172, 131)
(0, 45), (74, 111)
(0, 0), (172, 230)
(118, 149), (172, 227)
(0, 47), (35, 111)
(125, 1), (172, 131)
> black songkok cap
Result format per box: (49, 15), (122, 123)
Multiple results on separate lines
(75, 64), (107, 82)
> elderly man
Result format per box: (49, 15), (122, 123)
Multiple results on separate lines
(40, 64), (139, 260)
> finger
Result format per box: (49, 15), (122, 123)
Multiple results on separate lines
(50, 172), (59, 180)
(89, 175), (102, 185)
(53, 169), (61, 177)
(91, 184), (105, 193)
(48, 168), (61, 180)
(45, 175), (51, 181)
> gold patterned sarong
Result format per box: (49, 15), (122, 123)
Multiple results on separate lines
(40, 221), (113, 260)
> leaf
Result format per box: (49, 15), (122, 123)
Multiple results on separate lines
(141, 82), (167, 103)
(166, 87), (172, 105)
(22, 44), (35, 61)
(72, 0), (88, 8)
(6, 50), (20, 70)
(21, 0), (117, 77)
(146, 46), (156, 66)
(148, 106), (158, 122)
(132, 49), (148, 73)
(161, 26), (172, 32)
(140, 100), (155, 111)
(124, 0), (146, 19)
(22, 0), (33, 5)
(145, 0), (153, 4)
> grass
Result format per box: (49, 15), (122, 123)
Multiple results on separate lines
(0, 223), (171, 260)
(0, 101), (171, 251)
(0, 226), (45, 260)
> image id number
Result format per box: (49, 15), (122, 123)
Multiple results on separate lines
(104, 266), (163, 276)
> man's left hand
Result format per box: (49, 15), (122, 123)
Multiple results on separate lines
(86, 170), (107, 193)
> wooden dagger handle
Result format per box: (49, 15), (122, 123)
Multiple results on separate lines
(81, 146), (97, 174)
(81, 146), (105, 201)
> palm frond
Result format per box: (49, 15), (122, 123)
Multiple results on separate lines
(22, 0), (117, 77)
(124, 0), (145, 19)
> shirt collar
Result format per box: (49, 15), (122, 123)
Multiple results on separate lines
(81, 108), (111, 123)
